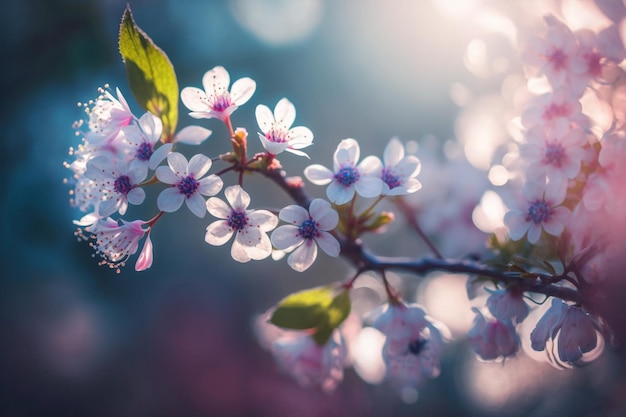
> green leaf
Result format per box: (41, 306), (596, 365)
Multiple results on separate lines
(270, 286), (352, 345)
(119, 5), (178, 142)
(270, 286), (334, 330)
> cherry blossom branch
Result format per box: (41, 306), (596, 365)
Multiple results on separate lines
(262, 165), (581, 305)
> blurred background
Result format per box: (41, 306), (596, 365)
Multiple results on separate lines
(2, 0), (626, 416)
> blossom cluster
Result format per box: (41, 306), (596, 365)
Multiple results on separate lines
(64, 2), (626, 401)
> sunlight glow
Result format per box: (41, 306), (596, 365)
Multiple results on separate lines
(351, 327), (386, 385)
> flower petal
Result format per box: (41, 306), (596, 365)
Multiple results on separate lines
(149, 143), (173, 170)
(384, 138), (405, 167)
(327, 181), (355, 205)
(188, 153), (212, 178)
(288, 240), (318, 272)
(155, 165), (179, 185)
(271, 225), (303, 250)
(181, 87), (209, 112)
(157, 187), (185, 213)
(135, 233), (153, 271)
(127, 187), (146, 205)
(259, 133), (289, 155)
(358, 156), (383, 175)
(175, 125), (213, 145)
(274, 98), (296, 128)
(230, 77), (256, 106)
(203, 66), (230, 96)
(334, 139), (360, 168)
(185, 193), (207, 218)
(278, 205), (309, 224)
(206, 197), (231, 219)
(255, 104), (275, 134)
(167, 152), (188, 175)
(206, 221), (234, 246)
(304, 164), (334, 185)
(248, 209), (278, 232)
(354, 175), (383, 198)
(224, 185), (250, 211)
(315, 231), (340, 257)
(198, 175), (223, 196)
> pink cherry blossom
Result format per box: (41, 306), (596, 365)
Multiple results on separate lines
(304, 138), (383, 205)
(521, 15), (582, 94)
(468, 308), (519, 361)
(504, 181), (571, 244)
(376, 138), (422, 196)
(88, 217), (149, 271)
(255, 98), (314, 157)
(520, 87), (588, 137)
(521, 126), (587, 201)
(180, 66), (256, 121)
(270, 198), (340, 272)
(155, 152), (223, 218)
(205, 185), (278, 263)
(272, 331), (347, 393)
(85, 87), (135, 145)
(372, 303), (444, 390)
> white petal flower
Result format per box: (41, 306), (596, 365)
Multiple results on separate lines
(180, 65), (256, 121)
(304, 138), (383, 205)
(122, 111), (170, 170)
(377, 138), (422, 196)
(85, 87), (135, 145)
(85, 217), (150, 272)
(504, 181), (571, 244)
(271, 199), (339, 272)
(255, 98), (314, 157)
(85, 155), (148, 217)
(205, 185), (278, 262)
(486, 288), (529, 324)
(155, 152), (223, 218)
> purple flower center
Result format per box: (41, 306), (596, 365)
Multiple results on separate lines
(298, 218), (319, 240)
(334, 166), (360, 187)
(382, 167), (402, 189)
(212, 94), (232, 112)
(527, 199), (551, 224)
(228, 210), (248, 231)
(266, 129), (288, 143)
(114, 175), (133, 196)
(549, 49), (568, 71)
(136, 142), (153, 161)
(542, 143), (565, 166)
(177, 175), (199, 198)
(408, 339), (427, 355)
(543, 103), (569, 121)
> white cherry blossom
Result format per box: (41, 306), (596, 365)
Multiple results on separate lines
(180, 65), (256, 121)
(304, 138), (383, 205)
(88, 217), (149, 272)
(270, 199), (340, 272)
(376, 138), (422, 196)
(85, 86), (135, 145)
(155, 152), (223, 218)
(504, 181), (571, 244)
(255, 98), (313, 157)
(85, 155), (148, 217)
(205, 185), (278, 262)
(123, 112), (172, 170)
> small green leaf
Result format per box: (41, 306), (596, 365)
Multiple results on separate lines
(270, 286), (334, 330)
(119, 5), (178, 142)
(270, 286), (352, 345)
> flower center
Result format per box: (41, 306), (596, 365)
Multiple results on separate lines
(212, 94), (232, 112)
(136, 142), (153, 161)
(527, 199), (551, 224)
(177, 175), (199, 198)
(298, 218), (319, 240)
(114, 175), (133, 196)
(228, 210), (248, 231)
(549, 48), (568, 71)
(543, 103), (569, 121)
(586, 52), (602, 77)
(382, 167), (402, 189)
(408, 339), (427, 355)
(542, 142), (565, 166)
(334, 165), (360, 187)
(266, 128), (288, 143)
